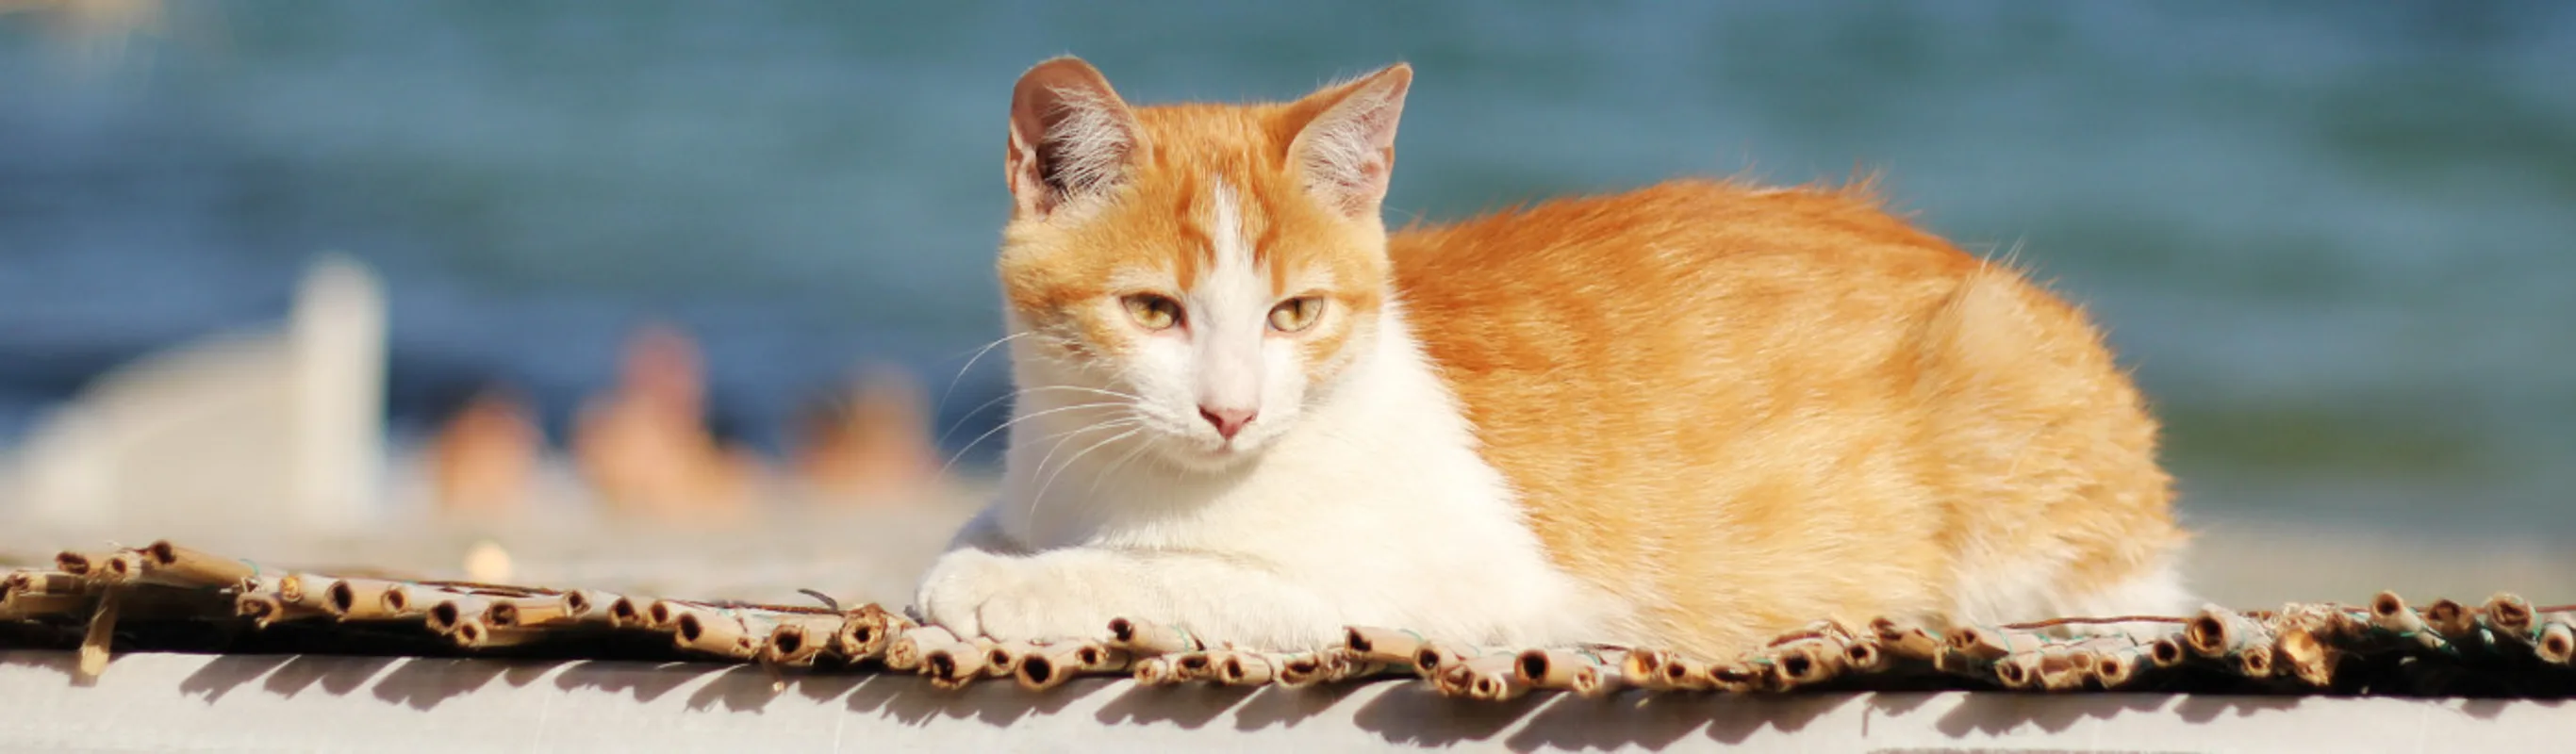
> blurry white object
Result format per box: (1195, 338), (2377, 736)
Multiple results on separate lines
(9, 254), (388, 532)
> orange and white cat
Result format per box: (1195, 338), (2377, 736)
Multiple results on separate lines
(912, 57), (2191, 658)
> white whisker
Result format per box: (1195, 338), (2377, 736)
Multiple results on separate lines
(938, 401), (1132, 477)
(935, 331), (1029, 412)
(1020, 418), (1144, 524)
(934, 385), (1142, 448)
(1028, 426), (1144, 524)
(1086, 436), (1156, 500)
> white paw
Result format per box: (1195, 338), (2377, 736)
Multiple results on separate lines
(914, 549), (1120, 642)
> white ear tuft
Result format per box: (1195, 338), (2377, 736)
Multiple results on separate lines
(1287, 63), (1412, 219)
(1007, 57), (1144, 218)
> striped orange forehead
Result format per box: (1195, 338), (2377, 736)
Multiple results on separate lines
(999, 101), (1389, 333)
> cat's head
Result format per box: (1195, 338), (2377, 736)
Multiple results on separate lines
(994, 57), (1411, 472)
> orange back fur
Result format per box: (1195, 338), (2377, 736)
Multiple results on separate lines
(998, 59), (2187, 657)
(1394, 181), (2185, 654)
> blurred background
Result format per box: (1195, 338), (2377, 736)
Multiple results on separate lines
(1, 1), (2569, 607)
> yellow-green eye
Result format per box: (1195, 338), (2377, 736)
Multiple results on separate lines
(1268, 297), (1324, 333)
(1123, 294), (1181, 331)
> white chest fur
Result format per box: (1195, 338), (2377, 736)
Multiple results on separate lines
(971, 304), (1628, 648)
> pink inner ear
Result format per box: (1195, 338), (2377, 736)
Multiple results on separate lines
(1294, 70), (1409, 218)
(1006, 58), (1139, 216)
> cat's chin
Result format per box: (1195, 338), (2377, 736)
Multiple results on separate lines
(1152, 438), (1266, 474)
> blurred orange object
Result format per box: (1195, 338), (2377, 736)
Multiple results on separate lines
(428, 386), (540, 516)
(571, 324), (762, 521)
(795, 365), (940, 506)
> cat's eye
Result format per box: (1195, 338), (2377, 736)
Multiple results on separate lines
(1268, 297), (1324, 333)
(1122, 294), (1182, 331)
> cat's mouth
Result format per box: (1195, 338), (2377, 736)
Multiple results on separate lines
(1158, 434), (1259, 470)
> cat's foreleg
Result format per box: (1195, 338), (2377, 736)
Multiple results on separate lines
(913, 541), (1344, 650)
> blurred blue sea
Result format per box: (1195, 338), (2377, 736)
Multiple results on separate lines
(2, 2), (2570, 531)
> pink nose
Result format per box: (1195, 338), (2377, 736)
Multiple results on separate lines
(1197, 405), (1257, 440)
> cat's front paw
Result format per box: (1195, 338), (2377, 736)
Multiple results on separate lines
(914, 549), (1121, 642)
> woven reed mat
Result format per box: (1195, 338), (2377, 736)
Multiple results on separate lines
(8, 540), (2576, 698)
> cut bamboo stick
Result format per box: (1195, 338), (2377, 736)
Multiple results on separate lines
(832, 604), (906, 662)
(97, 550), (148, 583)
(1654, 652), (1716, 692)
(1570, 663), (1622, 697)
(1, 587), (92, 620)
(53, 552), (108, 578)
(1018, 642), (1109, 692)
(235, 591), (323, 629)
(426, 595), (492, 635)
(1412, 643), (1474, 678)
(559, 590), (609, 619)
(922, 634), (989, 690)
(2423, 599), (2479, 645)
(1214, 651), (1277, 685)
(1768, 638), (1845, 690)
(127, 541), (259, 588)
(645, 599), (688, 630)
(2236, 642), (2278, 680)
(1991, 652), (2043, 690)
(1696, 661), (1758, 694)
(2033, 648), (2087, 692)
(323, 579), (419, 621)
(1841, 637), (1888, 674)
(2185, 606), (2268, 658)
(1108, 617), (1198, 655)
(983, 639), (1039, 679)
(2484, 594), (2537, 651)
(484, 597), (571, 629)
(1170, 650), (1215, 682)
(673, 608), (765, 660)
(606, 597), (649, 629)
(454, 617), (549, 649)
(1948, 625), (2046, 662)
(2370, 592), (2444, 651)
(1431, 650), (1525, 699)
(380, 583), (425, 618)
(1075, 644), (1131, 673)
(2147, 637), (2187, 667)
(277, 574), (327, 608)
(1131, 654), (1182, 686)
(2535, 618), (2576, 665)
(758, 615), (848, 668)
(2092, 647), (2143, 689)
(1870, 617), (1943, 662)
(1275, 649), (1389, 686)
(1274, 651), (1333, 687)
(1345, 626), (1426, 665)
(1511, 648), (1591, 690)
(6, 571), (88, 598)
(2274, 628), (2337, 687)
(1619, 649), (1676, 692)
(77, 587), (121, 679)
(883, 625), (954, 672)
(3, 568), (96, 620)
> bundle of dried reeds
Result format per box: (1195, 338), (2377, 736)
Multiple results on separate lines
(15, 541), (2576, 699)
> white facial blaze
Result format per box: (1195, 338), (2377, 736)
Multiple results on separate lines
(1191, 179), (1266, 418)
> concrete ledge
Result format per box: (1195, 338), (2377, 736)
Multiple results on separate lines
(3, 651), (2563, 752)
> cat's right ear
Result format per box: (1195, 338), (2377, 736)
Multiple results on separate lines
(1007, 57), (1145, 219)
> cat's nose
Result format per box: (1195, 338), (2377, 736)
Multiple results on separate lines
(1197, 405), (1258, 440)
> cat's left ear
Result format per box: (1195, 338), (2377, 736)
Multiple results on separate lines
(1008, 57), (1146, 219)
(1284, 62), (1412, 220)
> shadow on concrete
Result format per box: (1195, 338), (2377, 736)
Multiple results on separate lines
(6, 648), (2459, 749)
